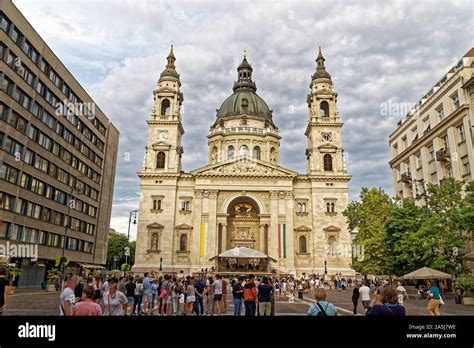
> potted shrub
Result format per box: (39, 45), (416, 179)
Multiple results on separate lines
(46, 268), (60, 292)
(455, 277), (474, 305)
(6, 266), (22, 294)
(120, 263), (131, 273)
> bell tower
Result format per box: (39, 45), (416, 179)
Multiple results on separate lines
(143, 45), (184, 173)
(305, 47), (347, 176)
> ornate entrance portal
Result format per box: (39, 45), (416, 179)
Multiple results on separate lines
(227, 197), (260, 250)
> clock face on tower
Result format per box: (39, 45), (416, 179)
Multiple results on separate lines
(159, 131), (168, 141)
(322, 132), (332, 142)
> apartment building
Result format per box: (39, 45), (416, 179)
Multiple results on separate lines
(389, 48), (474, 272)
(0, 0), (119, 287)
(389, 48), (474, 200)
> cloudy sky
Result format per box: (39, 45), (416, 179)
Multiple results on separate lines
(14, 0), (473, 240)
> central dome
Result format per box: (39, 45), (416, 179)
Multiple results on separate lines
(217, 90), (272, 119)
(216, 54), (272, 119)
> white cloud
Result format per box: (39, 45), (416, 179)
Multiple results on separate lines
(13, 0), (473, 239)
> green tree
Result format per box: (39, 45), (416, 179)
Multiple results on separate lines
(422, 178), (471, 276)
(106, 232), (135, 269)
(384, 200), (427, 276)
(384, 179), (473, 277)
(343, 187), (394, 275)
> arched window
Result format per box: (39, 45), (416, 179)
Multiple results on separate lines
(156, 152), (166, 169)
(239, 145), (248, 156)
(326, 202), (331, 213)
(297, 203), (302, 212)
(270, 147), (276, 162)
(242, 98), (249, 113)
(299, 236), (307, 253)
(153, 199), (162, 210)
(301, 203), (306, 213)
(211, 146), (218, 163)
(253, 146), (261, 160)
(228, 145), (235, 159)
(331, 203), (335, 213)
(323, 154), (333, 171)
(179, 234), (187, 252)
(161, 99), (171, 115)
(320, 101), (329, 117)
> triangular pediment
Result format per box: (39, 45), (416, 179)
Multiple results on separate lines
(147, 222), (164, 229)
(323, 225), (341, 232)
(294, 225), (312, 232)
(175, 223), (193, 230)
(314, 87), (336, 96)
(191, 158), (298, 177)
(317, 143), (338, 150)
(151, 141), (171, 148)
(155, 86), (176, 93)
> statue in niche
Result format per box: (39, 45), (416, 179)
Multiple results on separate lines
(151, 233), (159, 250)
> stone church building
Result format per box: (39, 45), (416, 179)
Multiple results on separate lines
(133, 46), (353, 276)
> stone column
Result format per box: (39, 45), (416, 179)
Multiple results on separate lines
(193, 190), (204, 268)
(259, 224), (265, 253)
(221, 223), (227, 252)
(284, 191), (295, 271)
(208, 190), (218, 260)
(269, 191), (279, 261)
(462, 115), (474, 177)
(447, 126), (461, 178)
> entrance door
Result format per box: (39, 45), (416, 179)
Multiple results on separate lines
(227, 197), (260, 250)
(18, 265), (46, 288)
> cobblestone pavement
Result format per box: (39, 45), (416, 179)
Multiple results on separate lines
(4, 287), (474, 316)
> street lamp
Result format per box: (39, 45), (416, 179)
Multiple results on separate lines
(125, 210), (138, 265)
(159, 257), (163, 272)
(324, 260), (327, 275)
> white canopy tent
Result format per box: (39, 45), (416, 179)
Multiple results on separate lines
(402, 266), (452, 280)
(210, 247), (277, 262)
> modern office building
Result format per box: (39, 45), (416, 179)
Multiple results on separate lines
(388, 47), (474, 271)
(0, 0), (119, 287)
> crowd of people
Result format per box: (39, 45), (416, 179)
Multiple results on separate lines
(50, 271), (445, 317)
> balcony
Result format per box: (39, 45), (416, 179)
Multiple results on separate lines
(401, 172), (412, 183)
(436, 148), (450, 162)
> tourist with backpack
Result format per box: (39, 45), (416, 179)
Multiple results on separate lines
(308, 288), (337, 316)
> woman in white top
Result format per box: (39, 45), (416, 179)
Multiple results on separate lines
(100, 278), (127, 316)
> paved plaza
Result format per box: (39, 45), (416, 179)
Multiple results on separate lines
(3, 287), (474, 316)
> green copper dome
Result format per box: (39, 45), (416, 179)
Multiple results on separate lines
(216, 53), (272, 119)
(217, 90), (272, 118)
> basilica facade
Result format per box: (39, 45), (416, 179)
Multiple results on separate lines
(133, 46), (353, 276)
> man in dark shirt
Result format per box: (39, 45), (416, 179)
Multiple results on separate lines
(0, 268), (10, 315)
(232, 277), (244, 316)
(257, 276), (273, 316)
(352, 283), (360, 315)
(194, 277), (205, 316)
(125, 276), (136, 316)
